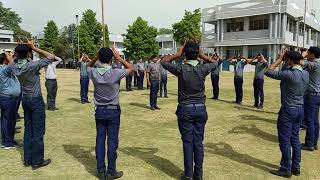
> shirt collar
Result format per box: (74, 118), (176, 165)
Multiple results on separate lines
(186, 60), (199, 67)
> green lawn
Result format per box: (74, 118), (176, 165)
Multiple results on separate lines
(0, 69), (319, 180)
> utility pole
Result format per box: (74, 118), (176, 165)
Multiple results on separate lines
(76, 15), (80, 61)
(303, 0), (307, 48)
(101, 0), (106, 47)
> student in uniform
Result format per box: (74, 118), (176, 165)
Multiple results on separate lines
(300, 47), (320, 151)
(136, 59), (145, 90)
(78, 53), (91, 104)
(146, 56), (161, 110)
(161, 40), (218, 180)
(210, 53), (223, 100)
(265, 50), (309, 178)
(87, 47), (134, 180)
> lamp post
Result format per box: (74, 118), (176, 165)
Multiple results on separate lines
(101, 0), (106, 47)
(76, 15), (80, 61)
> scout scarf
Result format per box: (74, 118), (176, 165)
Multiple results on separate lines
(186, 60), (199, 67)
(97, 64), (112, 75)
(17, 59), (28, 69)
(292, 65), (303, 71)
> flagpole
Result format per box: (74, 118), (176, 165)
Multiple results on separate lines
(101, 0), (106, 47)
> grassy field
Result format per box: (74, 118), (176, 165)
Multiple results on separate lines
(0, 69), (319, 180)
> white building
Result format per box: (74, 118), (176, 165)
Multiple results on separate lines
(109, 34), (124, 56)
(202, 0), (320, 71)
(156, 34), (178, 55)
(0, 30), (17, 52)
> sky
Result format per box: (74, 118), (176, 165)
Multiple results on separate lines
(1, 0), (246, 36)
(2, 0), (319, 36)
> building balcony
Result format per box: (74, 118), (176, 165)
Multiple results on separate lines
(202, 31), (217, 47)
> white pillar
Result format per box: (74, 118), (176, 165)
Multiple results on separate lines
(221, 19), (224, 42)
(308, 28), (311, 46)
(296, 21), (300, 46)
(274, 14), (278, 39)
(273, 44), (277, 63)
(269, 14), (273, 38)
(217, 20), (220, 42)
(244, 17), (250, 31)
(282, 14), (287, 39)
(243, 46), (248, 58)
(268, 44), (272, 63)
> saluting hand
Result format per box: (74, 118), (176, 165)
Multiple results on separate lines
(112, 47), (122, 61)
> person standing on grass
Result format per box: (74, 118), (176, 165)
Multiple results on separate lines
(146, 55), (161, 110)
(136, 59), (145, 90)
(210, 53), (223, 100)
(245, 54), (268, 109)
(78, 53), (91, 104)
(228, 55), (248, 104)
(160, 56), (168, 98)
(300, 47), (320, 151)
(161, 40), (218, 180)
(0, 52), (21, 149)
(13, 39), (57, 169)
(44, 56), (62, 111)
(125, 59), (134, 91)
(87, 47), (133, 180)
(265, 50), (309, 178)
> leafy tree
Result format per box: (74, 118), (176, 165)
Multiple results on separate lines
(54, 26), (74, 67)
(74, 9), (109, 57)
(172, 9), (202, 45)
(158, 28), (173, 35)
(40, 20), (59, 52)
(0, 2), (31, 40)
(124, 17), (159, 60)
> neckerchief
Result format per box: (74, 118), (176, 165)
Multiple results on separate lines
(97, 64), (112, 75)
(186, 60), (199, 67)
(292, 65), (303, 71)
(17, 59), (28, 69)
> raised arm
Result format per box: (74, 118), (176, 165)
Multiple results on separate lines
(199, 49), (216, 63)
(162, 44), (185, 63)
(27, 39), (54, 59)
(268, 49), (286, 71)
(87, 51), (99, 67)
(112, 48), (134, 73)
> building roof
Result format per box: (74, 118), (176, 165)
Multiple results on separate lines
(0, 30), (14, 35)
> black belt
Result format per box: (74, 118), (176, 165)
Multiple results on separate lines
(46, 79), (57, 81)
(179, 104), (205, 108)
(307, 92), (320, 96)
(96, 105), (119, 110)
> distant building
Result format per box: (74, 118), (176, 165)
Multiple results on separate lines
(156, 34), (179, 55)
(109, 34), (124, 56)
(202, 0), (320, 72)
(0, 30), (17, 52)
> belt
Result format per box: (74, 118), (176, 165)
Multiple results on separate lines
(96, 105), (119, 110)
(46, 79), (57, 81)
(179, 103), (205, 108)
(307, 92), (320, 96)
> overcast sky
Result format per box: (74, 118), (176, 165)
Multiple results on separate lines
(1, 0), (246, 35)
(2, 0), (319, 36)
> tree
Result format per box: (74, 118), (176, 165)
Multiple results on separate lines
(54, 26), (74, 67)
(74, 9), (109, 57)
(40, 20), (59, 52)
(158, 28), (173, 35)
(124, 17), (159, 60)
(172, 9), (202, 45)
(0, 2), (31, 40)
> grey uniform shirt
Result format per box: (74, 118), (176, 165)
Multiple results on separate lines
(161, 61), (218, 105)
(303, 59), (320, 94)
(79, 61), (89, 77)
(251, 61), (268, 79)
(146, 62), (161, 80)
(137, 63), (145, 71)
(265, 66), (309, 107)
(87, 67), (129, 106)
(13, 58), (52, 96)
(211, 60), (223, 75)
(160, 65), (168, 77)
(0, 64), (21, 97)
(230, 60), (247, 77)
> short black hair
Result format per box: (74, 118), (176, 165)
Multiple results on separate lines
(308, 46), (320, 58)
(99, 48), (113, 64)
(184, 41), (199, 60)
(0, 53), (5, 64)
(150, 55), (157, 60)
(284, 51), (303, 64)
(15, 44), (32, 59)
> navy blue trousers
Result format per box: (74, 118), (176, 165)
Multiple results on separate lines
(80, 76), (89, 102)
(22, 96), (46, 165)
(16, 94), (22, 119)
(211, 74), (219, 99)
(137, 71), (144, 90)
(0, 96), (17, 147)
(304, 94), (320, 147)
(126, 74), (133, 90)
(150, 80), (160, 108)
(95, 106), (121, 174)
(253, 78), (264, 106)
(176, 105), (208, 177)
(277, 106), (303, 172)
(234, 77), (243, 103)
(160, 76), (168, 97)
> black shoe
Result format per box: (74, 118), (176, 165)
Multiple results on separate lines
(24, 161), (31, 167)
(81, 101), (86, 104)
(32, 159), (51, 170)
(160, 95), (163, 98)
(164, 96), (168, 98)
(154, 106), (161, 110)
(270, 169), (292, 178)
(253, 104), (259, 108)
(47, 108), (55, 111)
(85, 100), (91, 103)
(106, 171), (123, 180)
(257, 105), (264, 109)
(236, 101), (242, 105)
(301, 143), (315, 151)
(315, 145), (318, 150)
(212, 97), (218, 100)
(181, 174), (193, 180)
(97, 171), (106, 180)
(150, 107), (155, 111)
(291, 168), (300, 176)
(193, 175), (203, 180)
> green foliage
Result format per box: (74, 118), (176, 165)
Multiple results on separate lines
(124, 17), (159, 60)
(158, 28), (173, 35)
(40, 20), (59, 53)
(74, 9), (109, 57)
(54, 26), (74, 66)
(0, 2), (31, 41)
(172, 9), (202, 45)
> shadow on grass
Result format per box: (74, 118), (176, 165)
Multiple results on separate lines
(205, 142), (278, 172)
(229, 125), (277, 143)
(67, 98), (81, 103)
(129, 103), (149, 109)
(119, 147), (182, 179)
(14, 139), (24, 162)
(234, 106), (278, 115)
(240, 114), (276, 125)
(63, 145), (96, 176)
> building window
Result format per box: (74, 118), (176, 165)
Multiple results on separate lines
(311, 30), (316, 40)
(287, 18), (295, 33)
(249, 15), (269, 30)
(226, 18), (244, 32)
(299, 24), (304, 36)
